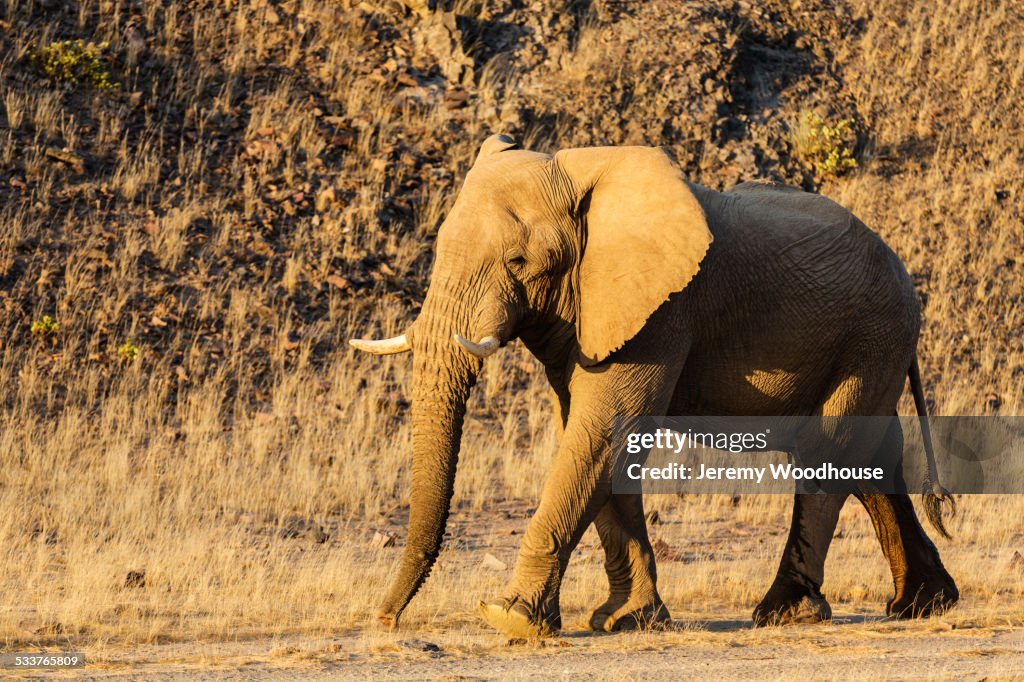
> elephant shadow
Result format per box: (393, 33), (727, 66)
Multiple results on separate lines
(557, 613), (883, 637)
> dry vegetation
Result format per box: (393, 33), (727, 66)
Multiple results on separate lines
(0, 0), (1021, 677)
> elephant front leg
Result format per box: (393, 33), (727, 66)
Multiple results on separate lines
(479, 318), (689, 637)
(479, 386), (681, 635)
(754, 493), (843, 626)
(588, 495), (670, 632)
(477, 450), (606, 637)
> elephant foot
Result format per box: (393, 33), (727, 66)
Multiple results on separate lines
(375, 610), (398, 629)
(887, 573), (959, 619)
(588, 594), (670, 632)
(753, 579), (832, 627)
(477, 597), (560, 638)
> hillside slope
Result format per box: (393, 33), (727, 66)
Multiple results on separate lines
(1, 0), (1019, 418)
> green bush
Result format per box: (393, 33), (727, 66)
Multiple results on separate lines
(30, 39), (118, 91)
(118, 341), (141, 363)
(30, 315), (59, 337)
(792, 111), (858, 179)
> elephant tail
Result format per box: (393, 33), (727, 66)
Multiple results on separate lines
(909, 356), (956, 539)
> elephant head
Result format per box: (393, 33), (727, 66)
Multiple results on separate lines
(351, 135), (712, 626)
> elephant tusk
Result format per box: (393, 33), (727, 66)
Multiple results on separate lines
(453, 334), (500, 358)
(349, 334), (411, 355)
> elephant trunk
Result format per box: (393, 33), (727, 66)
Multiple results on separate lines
(376, 288), (482, 627)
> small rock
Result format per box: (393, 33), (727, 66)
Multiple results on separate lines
(398, 639), (440, 652)
(444, 88), (470, 109)
(504, 637), (565, 648)
(281, 331), (301, 350)
(325, 274), (350, 290)
(45, 147), (86, 174)
(651, 537), (684, 562)
(315, 186), (336, 212)
(124, 570), (146, 588)
(34, 622), (65, 635)
(280, 516), (328, 543)
(371, 531), (397, 549)
(35, 269), (52, 289)
(401, 0), (431, 17)
(481, 553), (507, 571)
(125, 26), (147, 58)
(31, 525), (58, 545)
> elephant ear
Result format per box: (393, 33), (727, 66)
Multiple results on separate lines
(554, 146), (713, 365)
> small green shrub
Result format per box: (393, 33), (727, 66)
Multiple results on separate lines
(118, 341), (141, 363)
(30, 315), (59, 337)
(792, 111), (858, 179)
(30, 40), (118, 91)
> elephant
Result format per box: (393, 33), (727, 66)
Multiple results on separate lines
(351, 135), (958, 637)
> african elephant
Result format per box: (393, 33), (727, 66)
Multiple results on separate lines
(351, 135), (958, 637)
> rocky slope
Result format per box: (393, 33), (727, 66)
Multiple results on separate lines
(0, 0), (1019, 414)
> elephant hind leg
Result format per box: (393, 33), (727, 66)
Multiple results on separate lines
(855, 493), (958, 618)
(588, 495), (670, 632)
(754, 493), (840, 626)
(854, 416), (958, 618)
(755, 369), (903, 627)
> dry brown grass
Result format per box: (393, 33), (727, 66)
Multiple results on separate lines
(0, 0), (1021, 675)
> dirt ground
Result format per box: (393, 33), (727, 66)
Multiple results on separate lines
(47, 622), (1024, 680)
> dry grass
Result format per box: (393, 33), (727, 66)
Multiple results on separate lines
(0, 0), (1021, 674)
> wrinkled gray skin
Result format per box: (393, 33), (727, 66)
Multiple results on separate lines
(352, 135), (957, 637)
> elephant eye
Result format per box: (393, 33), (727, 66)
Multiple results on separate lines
(507, 255), (527, 268)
